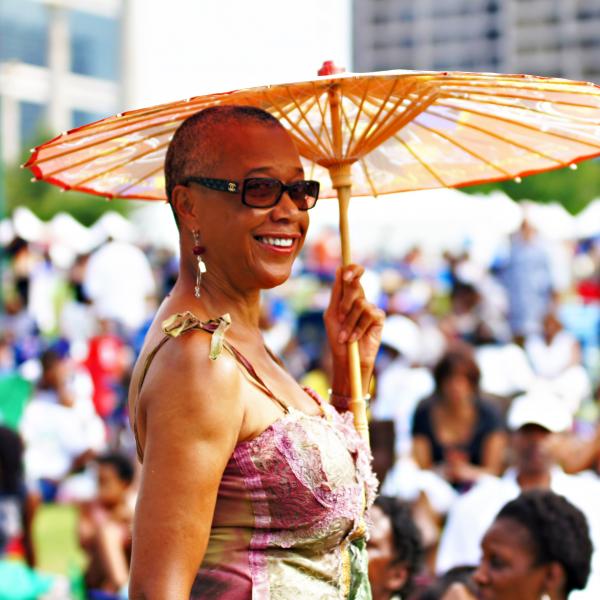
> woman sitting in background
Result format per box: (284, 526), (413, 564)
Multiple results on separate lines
(412, 348), (507, 491)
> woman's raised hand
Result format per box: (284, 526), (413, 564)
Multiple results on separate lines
(324, 265), (385, 394)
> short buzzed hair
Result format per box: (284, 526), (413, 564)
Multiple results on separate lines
(164, 105), (283, 203)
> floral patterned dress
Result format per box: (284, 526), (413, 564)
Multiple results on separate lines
(134, 312), (377, 599)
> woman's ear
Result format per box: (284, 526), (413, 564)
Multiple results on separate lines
(543, 561), (566, 599)
(171, 185), (198, 231)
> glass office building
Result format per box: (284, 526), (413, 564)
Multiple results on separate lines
(0, 0), (124, 163)
(354, 0), (600, 83)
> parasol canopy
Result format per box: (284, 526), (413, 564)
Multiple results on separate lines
(25, 68), (600, 201)
(24, 66), (600, 442)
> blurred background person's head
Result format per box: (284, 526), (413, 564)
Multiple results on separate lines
(474, 490), (592, 600)
(507, 391), (572, 489)
(96, 452), (134, 510)
(368, 495), (424, 600)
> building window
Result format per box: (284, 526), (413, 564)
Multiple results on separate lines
(72, 110), (108, 129)
(20, 101), (46, 146)
(69, 10), (120, 80)
(0, 0), (49, 67)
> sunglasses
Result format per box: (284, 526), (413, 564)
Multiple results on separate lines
(181, 176), (320, 210)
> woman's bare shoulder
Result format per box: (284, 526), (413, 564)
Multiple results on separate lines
(131, 314), (245, 454)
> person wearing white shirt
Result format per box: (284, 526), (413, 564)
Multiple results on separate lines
(436, 392), (600, 599)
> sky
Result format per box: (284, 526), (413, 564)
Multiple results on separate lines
(126, 0), (352, 110)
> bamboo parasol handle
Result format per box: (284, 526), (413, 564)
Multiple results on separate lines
(330, 165), (370, 443)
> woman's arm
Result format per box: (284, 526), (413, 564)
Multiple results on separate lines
(412, 435), (434, 470)
(129, 334), (244, 600)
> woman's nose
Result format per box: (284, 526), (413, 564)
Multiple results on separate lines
(473, 563), (489, 586)
(270, 191), (301, 220)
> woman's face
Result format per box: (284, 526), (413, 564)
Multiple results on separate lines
(186, 122), (309, 292)
(441, 371), (474, 405)
(473, 518), (548, 600)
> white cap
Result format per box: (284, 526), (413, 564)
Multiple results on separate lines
(380, 315), (420, 363)
(507, 387), (573, 433)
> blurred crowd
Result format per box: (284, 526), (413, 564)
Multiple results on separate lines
(0, 204), (599, 599)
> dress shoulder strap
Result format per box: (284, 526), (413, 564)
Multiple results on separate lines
(132, 311), (290, 462)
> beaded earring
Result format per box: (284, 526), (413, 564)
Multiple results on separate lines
(192, 230), (207, 298)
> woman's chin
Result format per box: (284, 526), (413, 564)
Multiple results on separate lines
(255, 268), (292, 290)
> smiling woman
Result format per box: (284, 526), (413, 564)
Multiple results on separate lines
(127, 106), (384, 599)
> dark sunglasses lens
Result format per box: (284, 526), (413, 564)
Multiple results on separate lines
(288, 181), (319, 209)
(244, 178), (282, 207)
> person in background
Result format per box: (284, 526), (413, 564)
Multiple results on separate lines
(19, 349), (96, 502)
(525, 311), (590, 414)
(436, 392), (600, 598)
(79, 452), (135, 596)
(501, 218), (554, 342)
(474, 490), (592, 599)
(0, 426), (36, 567)
(411, 348), (507, 491)
(368, 495), (424, 600)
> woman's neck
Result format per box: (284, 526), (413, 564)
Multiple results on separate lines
(171, 262), (262, 334)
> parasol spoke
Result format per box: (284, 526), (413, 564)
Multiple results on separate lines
(61, 137), (171, 190)
(363, 89), (439, 155)
(286, 86), (335, 158)
(394, 131), (448, 187)
(427, 107), (571, 166)
(445, 94), (600, 125)
(358, 156), (379, 198)
(344, 78), (372, 158)
(263, 89), (327, 159)
(30, 120), (178, 167)
(115, 163), (166, 198)
(411, 120), (513, 177)
(436, 99), (600, 150)
(346, 78), (404, 157)
(40, 126), (177, 178)
(444, 88), (600, 120)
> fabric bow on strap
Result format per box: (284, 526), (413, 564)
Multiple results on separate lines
(162, 311), (232, 360)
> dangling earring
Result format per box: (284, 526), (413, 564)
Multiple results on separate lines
(192, 230), (207, 298)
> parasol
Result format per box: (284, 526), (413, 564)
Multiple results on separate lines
(25, 64), (600, 442)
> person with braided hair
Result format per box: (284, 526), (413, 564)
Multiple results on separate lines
(473, 489), (593, 600)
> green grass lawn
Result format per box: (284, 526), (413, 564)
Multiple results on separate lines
(32, 503), (87, 595)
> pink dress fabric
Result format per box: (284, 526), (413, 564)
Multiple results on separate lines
(192, 391), (377, 599)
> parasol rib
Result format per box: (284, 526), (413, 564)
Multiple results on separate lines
(311, 82), (337, 156)
(447, 94), (600, 125)
(41, 126), (177, 178)
(115, 163), (165, 197)
(436, 99), (600, 150)
(30, 121), (178, 167)
(345, 79), (372, 158)
(440, 86), (600, 110)
(411, 120), (513, 177)
(362, 91), (439, 155)
(358, 156), (379, 198)
(347, 78), (403, 157)
(62, 138), (172, 189)
(394, 132), (448, 187)
(286, 87), (335, 157)
(427, 107), (569, 165)
(39, 94), (219, 151)
(263, 90), (326, 158)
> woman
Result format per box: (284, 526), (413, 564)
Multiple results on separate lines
(128, 106), (384, 599)
(474, 489), (592, 599)
(411, 348), (506, 490)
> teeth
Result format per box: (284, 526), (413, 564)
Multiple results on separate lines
(258, 237), (293, 247)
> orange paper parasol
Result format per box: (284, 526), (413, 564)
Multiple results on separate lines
(25, 64), (600, 442)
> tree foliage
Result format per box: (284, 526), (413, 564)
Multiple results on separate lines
(460, 158), (600, 215)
